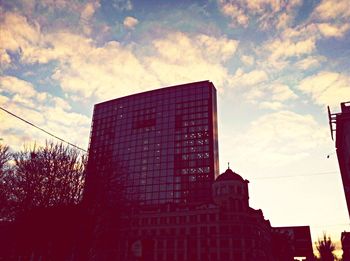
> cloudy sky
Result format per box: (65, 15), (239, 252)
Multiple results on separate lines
(1, 0), (349, 253)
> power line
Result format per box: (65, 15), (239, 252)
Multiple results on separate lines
(0, 106), (87, 152)
(0, 107), (342, 179)
(252, 171), (338, 180)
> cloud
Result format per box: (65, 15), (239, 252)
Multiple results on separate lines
(258, 25), (318, 70)
(50, 39), (159, 100)
(38, 32), (238, 100)
(0, 10), (239, 100)
(268, 83), (298, 102)
(317, 23), (350, 38)
(313, 0), (350, 21)
(295, 56), (325, 70)
(0, 75), (90, 151)
(276, 12), (291, 30)
(245, 82), (298, 110)
(80, 2), (101, 34)
(231, 68), (268, 87)
(298, 71), (350, 109)
(280, 23), (319, 40)
(112, 0), (132, 11)
(0, 76), (37, 98)
(240, 55), (255, 66)
(219, 1), (249, 27)
(309, 0), (350, 39)
(268, 38), (316, 61)
(222, 111), (328, 169)
(0, 12), (41, 64)
(217, 0), (302, 30)
(259, 101), (284, 110)
(142, 32), (238, 92)
(123, 16), (139, 30)
(256, 17), (345, 71)
(0, 49), (11, 68)
(150, 33), (238, 65)
(0, 12), (96, 63)
(0, 9), (240, 150)
(81, 3), (98, 21)
(246, 0), (283, 13)
(256, 18), (346, 72)
(196, 34), (238, 61)
(3, 1), (103, 38)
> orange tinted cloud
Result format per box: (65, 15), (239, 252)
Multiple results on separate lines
(298, 71), (350, 109)
(123, 16), (139, 29)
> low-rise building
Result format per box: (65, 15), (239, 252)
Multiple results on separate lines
(271, 226), (314, 260)
(116, 168), (308, 261)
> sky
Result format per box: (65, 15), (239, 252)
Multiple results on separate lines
(1, 0), (350, 255)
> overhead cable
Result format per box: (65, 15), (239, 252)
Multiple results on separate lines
(0, 106), (87, 152)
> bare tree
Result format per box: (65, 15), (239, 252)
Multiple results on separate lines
(0, 141), (87, 259)
(0, 141), (86, 220)
(0, 143), (13, 220)
(316, 233), (336, 261)
(0, 143), (11, 174)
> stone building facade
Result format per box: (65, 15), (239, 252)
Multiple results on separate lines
(117, 168), (273, 261)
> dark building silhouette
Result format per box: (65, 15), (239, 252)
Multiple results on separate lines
(117, 168), (274, 261)
(85, 81), (219, 206)
(271, 226), (314, 260)
(329, 102), (350, 261)
(0, 206), (83, 260)
(342, 231), (350, 261)
(328, 102), (350, 218)
(81, 81), (314, 261)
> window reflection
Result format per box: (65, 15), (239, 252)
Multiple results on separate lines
(88, 82), (218, 205)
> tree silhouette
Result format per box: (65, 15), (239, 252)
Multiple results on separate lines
(0, 143), (11, 173)
(0, 141), (87, 259)
(0, 143), (13, 220)
(316, 233), (336, 261)
(0, 141), (86, 221)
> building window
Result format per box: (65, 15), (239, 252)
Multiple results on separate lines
(220, 239), (229, 248)
(190, 215), (197, 223)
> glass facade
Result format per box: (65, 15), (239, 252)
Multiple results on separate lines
(86, 81), (219, 206)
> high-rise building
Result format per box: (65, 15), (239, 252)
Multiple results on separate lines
(329, 102), (350, 218)
(85, 81), (219, 206)
(80, 81), (314, 261)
